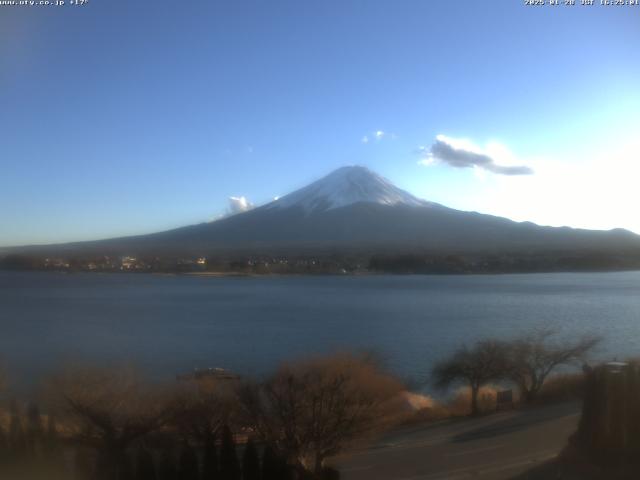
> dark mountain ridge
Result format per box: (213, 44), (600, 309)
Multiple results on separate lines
(3, 167), (640, 265)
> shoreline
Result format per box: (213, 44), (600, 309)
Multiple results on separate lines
(3, 267), (640, 278)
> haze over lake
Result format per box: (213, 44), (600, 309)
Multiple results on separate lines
(1, 271), (639, 389)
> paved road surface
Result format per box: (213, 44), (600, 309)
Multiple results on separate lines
(336, 402), (580, 480)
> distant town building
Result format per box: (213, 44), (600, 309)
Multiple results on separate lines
(120, 256), (137, 270)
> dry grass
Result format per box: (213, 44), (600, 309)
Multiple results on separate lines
(447, 385), (500, 416)
(532, 357), (640, 407)
(403, 372), (587, 427)
(401, 385), (503, 425)
(533, 372), (585, 405)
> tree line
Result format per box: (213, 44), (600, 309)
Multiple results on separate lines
(0, 331), (600, 479)
(432, 328), (600, 415)
(0, 353), (401, 480)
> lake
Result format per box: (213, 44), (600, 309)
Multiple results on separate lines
(1, 271), (639, 389)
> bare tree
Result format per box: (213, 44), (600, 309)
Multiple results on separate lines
(239, 353), (403, 477)
(506, 328), (600, 403)
(170, 376), (237, 445)
(169, 375), (239, 480)
(432, 340), (509, 416)
(50, 366), (174, 480)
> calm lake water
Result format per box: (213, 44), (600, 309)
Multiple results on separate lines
(1, 271), (640, 389)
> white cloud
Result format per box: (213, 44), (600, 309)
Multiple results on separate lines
(228, 196), (254, 215)
(420, 135), (533, 176)
(361, 129), (396, 144)
(208, 195), (256, 222)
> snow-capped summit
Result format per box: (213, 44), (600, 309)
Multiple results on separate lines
(267, 166), (430, 213)
(14, 165), (640, 260)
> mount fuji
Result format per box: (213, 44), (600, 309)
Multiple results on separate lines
(7, 166), (640, 260)
(266, 166), (431, 212)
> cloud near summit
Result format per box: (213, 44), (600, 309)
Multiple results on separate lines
(228, 196), (254, 215)
(419, 135), (534, 176)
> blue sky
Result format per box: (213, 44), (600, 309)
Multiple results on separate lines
(1, 0), (639, 246)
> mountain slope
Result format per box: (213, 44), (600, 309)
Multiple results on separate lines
(5, 166), (640, 257)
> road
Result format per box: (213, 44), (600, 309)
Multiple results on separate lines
(336, 402), (581, 480)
